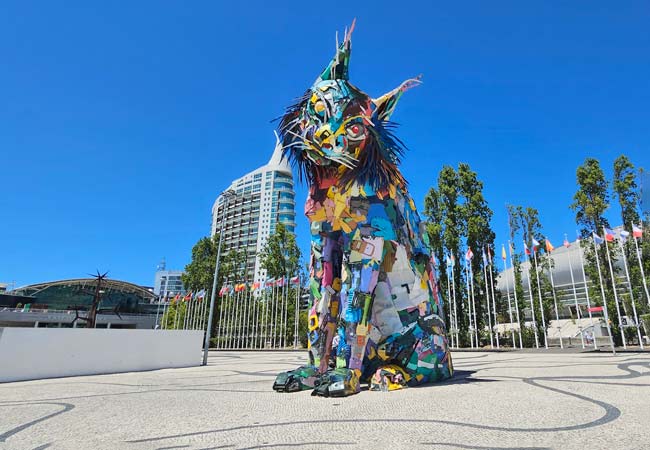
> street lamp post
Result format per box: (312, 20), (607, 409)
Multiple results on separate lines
(202, 189), (236, 366)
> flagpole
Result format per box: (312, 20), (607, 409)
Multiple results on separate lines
(234, 287), (243, 349)
(487, 248), (500, 349)
(546, 246), (563, 349)
(565, 236), (585, 349)
(481, 255), (494, 348)
(225, 291), (234, 349)
(262, 286), (268, 349)
(502, 247), (516, 348)
(222, 291), (230, 349)
(183, 296), (190, 330)
(172, 297), (180, 330)
(284, 281), (291, 348)
(523, 248), (540, 349)
(294, 276), (300, 349)
(577, 239), (597, 349)
(469, 263), (479, 347)
(216, 290), (224, 348)
(237, 285), (250, 348)
(465, 263), (474, 348)
(451, 260), (459, 348)
(532, 244), (548, 348)
(604, 232), (626, 349)
(618, 234), (644, 349)
(508, 241), (524, 349)
(632, 231), (650, 307)
(228, 290), (236, 349)
(241, 287), (249, 348)
(190, 295), (197, 330)
(446, 263), (454, 348)
(593, 236), (615, 352)
(161, 299), (168, 330)
(154, 295), (162, 330)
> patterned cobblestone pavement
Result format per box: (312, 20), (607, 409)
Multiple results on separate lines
(1, 350), (649, 450)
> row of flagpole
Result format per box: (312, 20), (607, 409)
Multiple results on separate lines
(443, 223), (648, 350)
(153, 277), (303, 350)
(155, 289), (210, 331)
(214, 276), (301, 349)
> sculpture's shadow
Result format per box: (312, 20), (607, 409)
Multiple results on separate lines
(410, 369), (496, 388)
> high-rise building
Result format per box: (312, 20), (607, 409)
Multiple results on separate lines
(211, 137), (296, 285)
(153, 258), (186, 297)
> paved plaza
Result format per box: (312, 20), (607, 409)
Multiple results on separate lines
(1, 350), (649, 450)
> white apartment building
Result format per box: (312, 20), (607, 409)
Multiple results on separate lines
(211, 137), (297, 285)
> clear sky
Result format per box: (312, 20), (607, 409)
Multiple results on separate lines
(1, 1), (648, 288)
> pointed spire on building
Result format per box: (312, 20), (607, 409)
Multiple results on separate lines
(268, 130), (292, 173)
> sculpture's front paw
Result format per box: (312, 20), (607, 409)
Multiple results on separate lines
(311, 368), (361, 397)
(272, 365), (319, 393)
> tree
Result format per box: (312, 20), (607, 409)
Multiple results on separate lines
(570, 158), (622, 344)
(613, 156), (648, 336)
(613, 155), (641, 227)
(424, 163), (496, 347)
(182, 236), (249, 292)
(182, 236), (219, 292)
(571, 158), (611, 236)
(458, 163), (496, 347)
(259, 223), (301, 279)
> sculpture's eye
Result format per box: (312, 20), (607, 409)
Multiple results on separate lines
(346, 122), (365, 140)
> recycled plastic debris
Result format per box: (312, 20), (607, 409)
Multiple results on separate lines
(272, 20), (453, 397)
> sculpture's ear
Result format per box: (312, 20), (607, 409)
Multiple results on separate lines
(317, 19), (356, 82)
(372, 75), (422, 122)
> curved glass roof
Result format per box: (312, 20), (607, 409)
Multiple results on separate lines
(12, 278), (156, 314)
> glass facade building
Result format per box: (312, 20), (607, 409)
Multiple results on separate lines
(211, 137), (297, 284)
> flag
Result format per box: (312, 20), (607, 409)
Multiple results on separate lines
(487, 245), (493, 261)
(620, 230), (630, 243)
(251, 282), (261, 291)
(501, 244), (507, 260)
(563, 237), (570, 248)
(532, 238), (540, 251)
(183, 292), (192, 301)
(218, 285), (229, 296)
(593, 232), (604, 245)
(450, 254), (456, 266)
(523, 241), (531, 256)
(481, 249), (488, 266)
(290, 276), (300, 285)
(632, 224), (643, 238)
(545, 239), (554, 253)
(445, 254), (452, 266)
(196, 289), (206, 299)
(173, 293), (181, 303)
(603, 227), (615, 242)
(276, 277), (286, 287)
(265, 278), (275, 288)
(465, 247), (474, 261)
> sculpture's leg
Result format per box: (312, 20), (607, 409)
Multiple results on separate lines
(312, 259), (379, 397)
(273, 232), (325, 393)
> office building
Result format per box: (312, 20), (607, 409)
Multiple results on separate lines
(211, 136), (296, 285)
(153, 259), (185, 298)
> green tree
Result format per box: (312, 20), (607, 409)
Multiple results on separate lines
(570, 158), (622, 344)
(613, 155), (641, 227)
(259, 223), (301, 279)
(613, 155), (648, 333)
(458, 163), (496, 347)
(519, 207), (553, 345)
(425, 164), (496, 348)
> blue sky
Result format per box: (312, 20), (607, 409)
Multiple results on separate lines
(1, 1), (648, 288)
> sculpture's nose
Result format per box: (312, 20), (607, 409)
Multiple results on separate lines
(314, 125), (335, 149)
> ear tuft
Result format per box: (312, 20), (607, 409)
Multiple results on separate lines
(372, 75), (422, 122)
